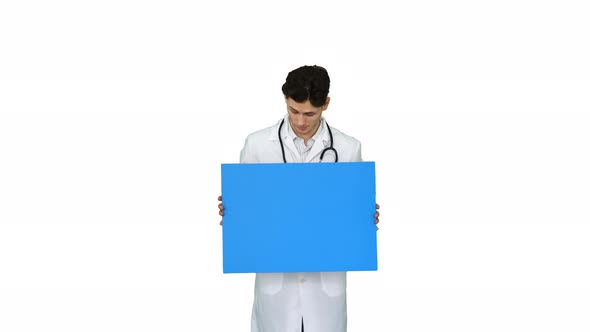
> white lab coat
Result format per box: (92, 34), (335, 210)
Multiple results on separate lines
(240, 115), (362, 332)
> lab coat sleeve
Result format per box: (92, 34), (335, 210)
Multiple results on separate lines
(239, 135), (257, 164)
(353, 140), (362, 162)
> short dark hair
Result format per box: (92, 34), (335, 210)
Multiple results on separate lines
(281, 65), (330, 107)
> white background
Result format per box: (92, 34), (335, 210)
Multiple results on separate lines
(1, 1), (589, 331)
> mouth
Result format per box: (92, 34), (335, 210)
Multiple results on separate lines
(297, 126), (307, 131)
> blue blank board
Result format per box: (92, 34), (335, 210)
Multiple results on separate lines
(221, 162), (377, 273)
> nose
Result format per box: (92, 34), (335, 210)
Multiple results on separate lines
(294, 114), (305, 126)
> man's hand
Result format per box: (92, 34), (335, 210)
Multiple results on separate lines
(375, 203), (380, 230)
(218, 196), (224, 225)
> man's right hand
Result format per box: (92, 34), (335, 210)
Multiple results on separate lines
(218, 196), (224, 225)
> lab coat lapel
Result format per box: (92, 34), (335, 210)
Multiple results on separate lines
(282, 135), (298, 163)
(268, 116), (298, 163)
(305, 120), (331, 163)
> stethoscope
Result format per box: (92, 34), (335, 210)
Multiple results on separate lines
(278, 118), (339, 163)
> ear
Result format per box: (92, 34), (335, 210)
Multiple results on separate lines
(322, 97), (331, 111)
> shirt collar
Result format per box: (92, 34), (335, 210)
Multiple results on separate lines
(286, 117), (325, 145)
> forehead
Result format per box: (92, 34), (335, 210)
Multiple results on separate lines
(285, 98), (319, 112)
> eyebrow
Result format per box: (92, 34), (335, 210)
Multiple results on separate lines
(289, 106), (316, 115)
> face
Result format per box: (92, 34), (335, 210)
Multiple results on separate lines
(285, 97), (330, 141)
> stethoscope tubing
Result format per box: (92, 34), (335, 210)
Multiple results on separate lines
(278, 118), (339, 163)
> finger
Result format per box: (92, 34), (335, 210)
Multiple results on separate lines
(218, 203), (224, 210)
(375, 218), (379, 224)
(376, 203), (380, 210)
(219, 211), (224, 216)
(219, 220), (223, 226)
(374, 211), (380, 218)
(218, 196), (222, 201)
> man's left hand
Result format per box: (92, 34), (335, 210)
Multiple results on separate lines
(374, 203), (380, 230)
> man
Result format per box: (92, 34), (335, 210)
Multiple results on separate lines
(218, 65), (379, 332)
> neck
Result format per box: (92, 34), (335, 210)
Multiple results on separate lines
(296, 122), (321, 145)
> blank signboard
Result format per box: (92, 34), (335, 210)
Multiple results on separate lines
(221, 161), (377, 273)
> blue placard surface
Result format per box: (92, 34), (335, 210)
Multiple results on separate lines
(221, 162), (377, 273)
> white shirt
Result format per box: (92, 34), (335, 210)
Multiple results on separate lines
(286, 118), (325, 163)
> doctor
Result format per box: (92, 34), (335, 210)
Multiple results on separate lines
(218, 65), (380, 332)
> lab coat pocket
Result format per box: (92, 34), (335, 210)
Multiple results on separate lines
(255, 273), (284, 296)
(320, 272), (346, 297)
